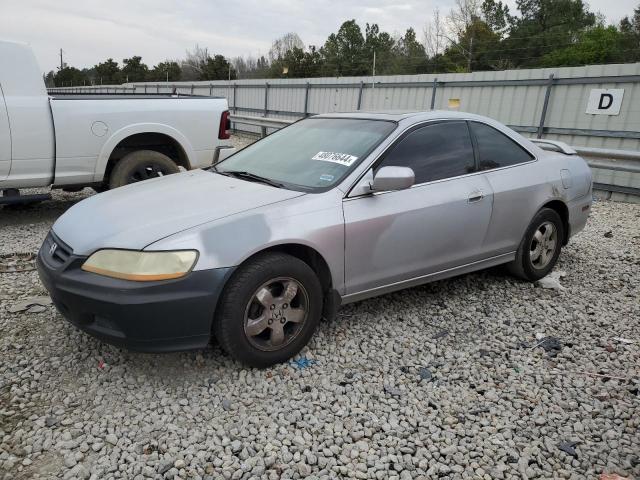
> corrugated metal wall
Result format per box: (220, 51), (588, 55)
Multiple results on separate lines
(109, 62), (640, 151)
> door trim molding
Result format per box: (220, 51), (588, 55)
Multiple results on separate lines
(341, 251), (515, 304)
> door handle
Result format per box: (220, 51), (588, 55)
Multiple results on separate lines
(468, 191), (484, 203)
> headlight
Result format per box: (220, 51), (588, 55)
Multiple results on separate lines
(81, 249), (198, 281)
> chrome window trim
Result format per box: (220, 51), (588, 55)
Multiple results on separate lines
(342, 117), (539, 199)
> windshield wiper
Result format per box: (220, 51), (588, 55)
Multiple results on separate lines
(217, 170), (286, 189)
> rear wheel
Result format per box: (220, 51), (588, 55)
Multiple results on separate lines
(507, 208), (564, 281)
(108, 150), (179, 189)
(214, 253), (322, 368)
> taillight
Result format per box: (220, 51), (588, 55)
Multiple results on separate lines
(218, 110), (231, 139)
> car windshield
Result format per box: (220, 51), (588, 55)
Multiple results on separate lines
(215, 118), (396, 192)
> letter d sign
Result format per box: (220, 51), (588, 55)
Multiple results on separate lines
(586, 89), (624, 115)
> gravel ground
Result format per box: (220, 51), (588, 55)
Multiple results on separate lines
(1, 148), (638, 479)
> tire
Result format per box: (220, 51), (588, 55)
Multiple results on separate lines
(214, 253), (323, 368)
(108, 150), (179, 189)
(507, 208), (564, 281)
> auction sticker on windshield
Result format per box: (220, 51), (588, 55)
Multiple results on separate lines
(312, 151), (358, 166)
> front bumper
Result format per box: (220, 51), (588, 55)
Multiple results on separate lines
(37, 232), (233, 352)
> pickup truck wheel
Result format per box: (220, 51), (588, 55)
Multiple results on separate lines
(507, 208), (564, 281)
(214, 253), (323, 368)
(108, 150), (179, 189)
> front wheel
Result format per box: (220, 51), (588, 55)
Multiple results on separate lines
(214, 253), (323, 368)
(507, 208), (564, 281)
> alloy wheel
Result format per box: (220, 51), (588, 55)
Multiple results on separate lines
(529, 221), (557, 269)
(243, 277), (309, 351)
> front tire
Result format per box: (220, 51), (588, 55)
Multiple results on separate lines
(507, 208), (564, 281)
(108, 150), (179, 189)
(214, 253), (323, 368)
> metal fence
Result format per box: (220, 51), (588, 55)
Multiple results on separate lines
(48, 62), (640, 200)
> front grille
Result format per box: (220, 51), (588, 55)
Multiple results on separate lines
(43, 232), (73, 267)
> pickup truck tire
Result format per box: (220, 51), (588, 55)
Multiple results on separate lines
(214, 252), (323, 368)
(108, 150), (180, 189)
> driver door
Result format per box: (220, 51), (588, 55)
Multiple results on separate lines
(343, 121), (494, 296)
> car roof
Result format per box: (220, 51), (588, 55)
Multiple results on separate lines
(312, 110), (489, 123)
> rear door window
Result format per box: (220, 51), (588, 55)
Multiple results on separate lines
(470, 122), (534, 170)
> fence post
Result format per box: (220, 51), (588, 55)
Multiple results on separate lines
(232, 83), (238, 131)
(304, 82), (310, 117)
(262, 82), (269, 137)
(233, 83), (237, 114)
(209, 84), (213, 96)
(537, 73), (555, 139)
(357, 81), (364, 110)
(430, 78), (438, 110)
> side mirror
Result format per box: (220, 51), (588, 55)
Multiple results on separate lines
(371, 166), (415, 192)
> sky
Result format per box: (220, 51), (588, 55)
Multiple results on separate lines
(1, 0), (637, 73)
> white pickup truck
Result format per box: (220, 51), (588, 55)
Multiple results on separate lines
(0, 40), (235, 204)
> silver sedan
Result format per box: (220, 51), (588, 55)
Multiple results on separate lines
(37, 111), (592, 367)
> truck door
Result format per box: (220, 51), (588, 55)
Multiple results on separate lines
(0, 84), (10, 181)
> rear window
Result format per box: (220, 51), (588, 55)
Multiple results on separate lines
(217, 118), (396, 191)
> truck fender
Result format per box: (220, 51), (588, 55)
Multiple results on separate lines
(93, 123), (196, 183)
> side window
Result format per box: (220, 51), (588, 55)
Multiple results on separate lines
(470, 122), (534, 170)
(377, 121), (475, 184)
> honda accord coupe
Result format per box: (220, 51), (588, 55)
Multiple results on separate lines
(37, 111), (592, 367)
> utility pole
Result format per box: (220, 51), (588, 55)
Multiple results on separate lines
(467, 36), (473, 73)
(59, 49), (64, 71)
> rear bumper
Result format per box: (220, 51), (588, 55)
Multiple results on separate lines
(566, 191), (592, 241)
(37, 235), (233, 352)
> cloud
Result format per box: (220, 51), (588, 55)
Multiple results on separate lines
(0, 0), (634, 73)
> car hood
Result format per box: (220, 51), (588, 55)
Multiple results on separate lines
(52, 169), (305, 255)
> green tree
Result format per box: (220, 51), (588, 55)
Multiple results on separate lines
(44, 71), (56, 87)
(481, 0), (512, 35)
(54, 66), (89, 87)
(121, 56), (149, 82)
(505, 0), (596, 67)
(541, 25), (637, 66)
(392, 28), (428, 74)
(149, 61), (182, 81)
(93, 58), (121, 84)
(363, 23), (395, 74)
(321, 20), (368, 76)
(201, 55), (236, 80)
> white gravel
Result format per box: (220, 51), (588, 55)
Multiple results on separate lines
(1, 153), (639, 479)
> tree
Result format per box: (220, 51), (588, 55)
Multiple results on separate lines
(541, 25), (637, 66)
(121, 56), (149, 82)
(201, 54), (237, 80)
(481, 0), (511, 36)
(505, 0), (597, 67)
(269, 33), (304, 62)
(321, 20), (368, 76)
(393, 28), (428, 74)
(53, 66), (89, 86)
(364, 23), (395, 74)
(149, 61), (182, 81)
(44, 71), (56, 88)
(93, 58), (121, 84)
(181, 45), (236, 81)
